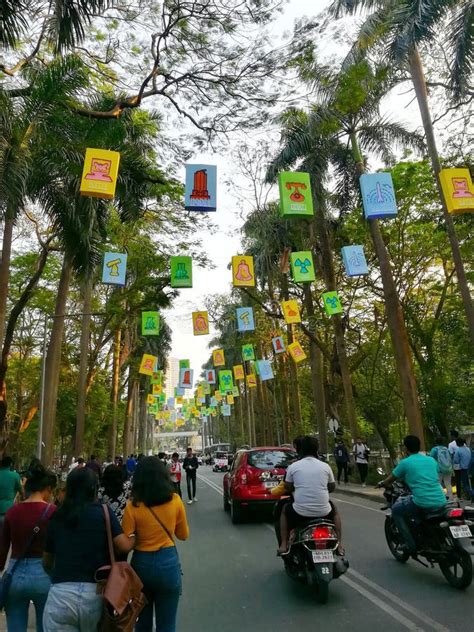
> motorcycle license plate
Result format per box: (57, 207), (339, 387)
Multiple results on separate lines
(265, 481), (278, 489)
(312, 550), (334, 563)
(449, 525), (472, 539)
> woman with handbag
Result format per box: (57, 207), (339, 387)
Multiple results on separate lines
(0, 463), (57, 631)
(122, 456), (189, 632)
(42, 467), (134, 631)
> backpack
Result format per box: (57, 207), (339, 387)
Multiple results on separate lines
(436, 446), (452, 475)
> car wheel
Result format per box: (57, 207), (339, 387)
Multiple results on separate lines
(231, 500), (244, 524)
(223, 492), (230, 511)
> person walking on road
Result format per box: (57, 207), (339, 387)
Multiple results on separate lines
(0, 463), (56, 632)
(98, 464), (132, 522)
(333, 439), (350, 484)
(183, 447), (199, 505)
(453, 438), (473, 500)
(168, 453), (182, 497)
(122, 456), (189, 632)
(429, 437), (453, 498)
(0, 456), (22, 539)
(353, 438), (370, 487)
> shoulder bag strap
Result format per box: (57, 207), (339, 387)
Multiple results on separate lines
(10, 503), (53, 575)
(102, 504), (115, 565)
(147, 507), (174, 544)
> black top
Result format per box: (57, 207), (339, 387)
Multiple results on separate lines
(333, 445), (349, 463)
(183, 456), (199, 472)
(45, 502), (121, 584)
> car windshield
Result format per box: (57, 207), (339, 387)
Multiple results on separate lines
(216, 452), (227, 458)
(247, 450), (295, 469)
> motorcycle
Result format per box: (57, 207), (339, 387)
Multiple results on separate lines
(382, 480), (474, 589)
(274, 498), (348, 604)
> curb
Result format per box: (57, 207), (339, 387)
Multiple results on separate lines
(334, 485), (385, 504)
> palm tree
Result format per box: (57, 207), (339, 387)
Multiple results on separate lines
(267, 60), (426, 444)
(331, 0), (474, 345)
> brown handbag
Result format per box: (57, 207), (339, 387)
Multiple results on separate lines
(95, 505), (147, 632)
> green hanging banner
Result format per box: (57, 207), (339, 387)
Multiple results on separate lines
(142, 311), (160, 336)
(170, 256), (193, 288)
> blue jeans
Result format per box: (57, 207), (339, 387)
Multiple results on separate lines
(132, 547), (182, 632)
(42, 582), (102, 631)
(391, 496), (444, 553)
(5, 557), (51, 632)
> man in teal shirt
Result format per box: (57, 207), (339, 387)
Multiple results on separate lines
(0, 456), (22, 537)
(378, 435), (446, 554)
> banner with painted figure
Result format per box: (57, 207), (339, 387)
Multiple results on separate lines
(359, 173), (398, 219)
(80, 148), (120, 199)
(192, 311), (209, 335)
(257, 360), (274, 381)
(232, 256), (255, 288)
(341, 246), (368, 277)
(185, 164), (217, 211)
(439, 168), (474, 214)
(272, 336), (286, 354)
(179, 367), (194, 389)
(139, 354), (158, 376)
(278, 172), (314, 218)
(236, 307), (255, 332)
(141, 311), (160, 336)
(102, 252), (127, 286)
(170, 256), (193, 288)
(218, 370), (234, 393)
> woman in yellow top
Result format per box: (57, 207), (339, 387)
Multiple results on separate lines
(122, 456), (189, 632)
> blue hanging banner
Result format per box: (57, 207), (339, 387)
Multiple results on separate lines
(236, 307), (255, 332)
(360, 173), (398, 219)
(341, 245), (369, 277)
(102, 252), (127, 286)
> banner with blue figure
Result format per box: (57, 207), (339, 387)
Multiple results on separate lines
(257, 360), (274, 381)
(236, 307), (255, 332)
(341, 245), (369, 277)
(102, 252), (127, 286)
(185, 164), (217, 211)
(222, 403), (231, 417)
(360, 173), (398, 219)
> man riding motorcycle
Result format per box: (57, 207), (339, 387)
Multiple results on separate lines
(377, 435), (447, 555)
(275, 435), (343, 555)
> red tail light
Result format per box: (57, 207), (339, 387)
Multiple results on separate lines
(448, 508), (464, 518)
(312, 526), (332, 549)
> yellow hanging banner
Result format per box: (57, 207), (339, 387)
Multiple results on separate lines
(439, 168), (474, 214)
(281, 300), (301, 324)
(288, 341), (307, 363)
(246, 374), (257, 388)
(80, 148), (120, 199)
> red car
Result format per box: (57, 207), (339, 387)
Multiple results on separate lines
(223, 446), (296, 523)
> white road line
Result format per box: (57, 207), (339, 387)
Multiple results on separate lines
(198, 473), (450, 632)
(332, 495), (385, 515)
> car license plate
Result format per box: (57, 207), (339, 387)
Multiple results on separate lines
(312, 550), (334, 563)
(450, 525), (472, 539)
(265, 481), (278, 489)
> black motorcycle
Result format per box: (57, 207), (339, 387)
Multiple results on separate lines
(382, 481), (473, 589)
(275, 499), (348, 604)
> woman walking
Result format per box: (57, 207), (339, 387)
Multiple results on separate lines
(98, 464), (132, 521)
(0, 463), (56, 631)
(122, 456), (189, 632)
(42, 467), (133, 631)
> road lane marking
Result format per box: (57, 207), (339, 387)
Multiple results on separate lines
(332, 495), (385, 515)
(198, 473), (449, 632)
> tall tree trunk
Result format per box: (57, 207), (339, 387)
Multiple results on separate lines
(409, 48), (474, 345)
(302, 286), (328, 454)
(123, 375), (137, 458)
(0, 217), (14, 346)
(42, 257), (72, 465)
(350, 134), (424, 447)
(108, 327), (122, 456)
(281, 275), (302, 427)
(74, 279), (92, 457)
(138, 382), (147, 454)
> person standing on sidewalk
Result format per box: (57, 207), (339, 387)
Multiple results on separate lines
(333, 439), (350, 484)
(353, 438), (370, 487)
(0, 457), (22, 540)
(183, 447), (198, 505)
(429, 437), (453, 498)
(453, 437), (473, 500)
(168, 453), (182, 497)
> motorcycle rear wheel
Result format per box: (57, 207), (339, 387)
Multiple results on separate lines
(439, 549), (473, 589)
(384, 517), (410, 563)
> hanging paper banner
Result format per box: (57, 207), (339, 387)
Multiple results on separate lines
(210, 396), (218, 407)
(233, 365), (245, 380)
(281, 300), (301, 324)
(272, 336), (286, 354)
(279, 172), (314, 218)
(141, 311), (160, 336)
(151, 371), (162, 385)
(206, 369), (216, 384)
(176, 418), (185, 427)
(232, 256), (255, 288)
(360, 173), (398, 219)
(185, 164), (217, 211)
(179, 359), (190, 370)
(241, 344), (255, 361)
(147, 394), (155, 405)
(219, 370), (234, 392)
(171, 256), (193, 288)
(197, 385), (204, 399)
(175, 387), (185, 397)
(236, 307), (255, 332)
(227, 394), (234, 405)
(176, 396), (184, 405)
(215, 391), (223, 402)
(222, 403), (231, 417)
(287, 341), (307, 363)
(341, 246), (369, 277)
(257, 360), (274, 381)
(102, 252), (127, 286)
(80, 148), (120, 199)
(439, 168), (474, 214)
(167, 397), (175, 408)
(290, 251), (316, 283)
(246, 374), (257, 388)
(192, 311), (209, 336)
(213, 349), (225, 367)
(179, 367), (194, 389)
(322, 291), (343, 316)
(232, 386), (239, 397)
(202, 383), (210, 395)
(139, 354), (158, 376)
(152, 384), (162, 396)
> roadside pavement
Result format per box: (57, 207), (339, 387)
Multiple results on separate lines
(335, 481), (385, 503)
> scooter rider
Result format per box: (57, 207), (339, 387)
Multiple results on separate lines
(377, 435), (447, 555)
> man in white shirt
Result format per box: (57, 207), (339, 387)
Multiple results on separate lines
(277, 436), (343, 555)
(448, 430), (459, 457)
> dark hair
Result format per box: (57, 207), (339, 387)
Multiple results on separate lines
(102, 465), (125, 500)
(158, 452), (166, 459)
(90, 454), (97, 461)
(450, 430), (459, 439)
(404, 435), (421, 453)
(77, 457), (85, 464)
(186, 447), (192, 452)
(24, 463), (57, 495)
(131, 457), (173, 507)
(54, 467), (98, 527)
(435, 437), (444, 446)
(456, 437), (466, 447)
(172, 452), (179, 459)
(300, 435), (319, 457)
(1, 456), (13, 469)
(292, 435), (304, 454)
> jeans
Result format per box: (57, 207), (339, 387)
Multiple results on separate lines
(186, 472), (196, 500)
(391, 496), (444, 553)
(172, 481), (182, 497)
(5, 557), (51, 632)
(357, 463), (368, 483)
(132, 547), (182, 632)
(460, 469), (472, 499)
(336, 462), (348, 483)
(42, 582), (103, 631)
